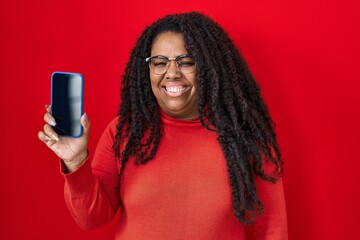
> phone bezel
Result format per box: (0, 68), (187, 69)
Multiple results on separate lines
(50, 71), (84, 138)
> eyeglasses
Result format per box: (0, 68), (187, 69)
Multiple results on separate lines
(145, 55), (196, 75)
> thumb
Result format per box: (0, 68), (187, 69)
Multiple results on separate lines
(80, 113), (91, 137)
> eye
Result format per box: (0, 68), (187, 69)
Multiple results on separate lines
(178, 58), (195, 67)
(152, 58), (168, 67)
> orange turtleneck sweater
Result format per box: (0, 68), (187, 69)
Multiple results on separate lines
(62, 111), (288, 239)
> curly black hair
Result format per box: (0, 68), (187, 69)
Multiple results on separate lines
(113, 12), (283, 225)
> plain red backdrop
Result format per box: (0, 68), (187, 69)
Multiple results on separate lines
(1, 0), (359, 239)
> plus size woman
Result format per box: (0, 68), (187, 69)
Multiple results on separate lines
(39, 12), (288, 240)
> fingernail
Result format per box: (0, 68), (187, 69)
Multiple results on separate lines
(83, 113), (88, 121)
(49, 119), (56, 127)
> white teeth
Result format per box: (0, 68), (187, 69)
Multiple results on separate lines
(166, 86), (186, 93)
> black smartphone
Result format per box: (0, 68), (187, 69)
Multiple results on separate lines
(51, 71), (84, 137)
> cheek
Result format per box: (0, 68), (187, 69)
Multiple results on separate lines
(149, 75), (161, 93)
(189, 75), (198, 88)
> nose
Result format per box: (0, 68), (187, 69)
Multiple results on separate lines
(165, 60), (181, 79)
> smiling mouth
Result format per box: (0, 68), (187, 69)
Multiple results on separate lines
(163, 85), (190, 97)
(165, 86), (187, 93)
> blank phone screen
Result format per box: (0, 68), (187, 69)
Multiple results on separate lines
(51, 72), (84, 137)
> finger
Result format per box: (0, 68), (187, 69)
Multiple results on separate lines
(43, 124), (60, 142)
(45, 104), (51, 113)
(44, 112), (56, 127)
(38, 131), (51, 142)
(80, 113), (91, 137)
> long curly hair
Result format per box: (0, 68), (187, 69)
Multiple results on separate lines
(113, 12), (283, 225)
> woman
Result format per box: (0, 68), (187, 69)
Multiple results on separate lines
(38, 12), (288, 239)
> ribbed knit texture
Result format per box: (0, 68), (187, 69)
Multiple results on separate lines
(62, 111), (288, 239)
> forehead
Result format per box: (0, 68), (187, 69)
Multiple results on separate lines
(151, 32), (187, 56)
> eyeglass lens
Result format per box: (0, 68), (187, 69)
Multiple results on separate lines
(148, 56), (196, 74)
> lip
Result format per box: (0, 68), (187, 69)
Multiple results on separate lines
(162, 82), (191, 97)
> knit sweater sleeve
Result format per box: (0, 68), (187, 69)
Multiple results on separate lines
(253, 177), (288, 239)
(61, 117), (121, 230)
(246, 163), (288, 240)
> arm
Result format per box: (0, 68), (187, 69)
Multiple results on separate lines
(251, 177), (288, 240)
(245, 164), (288, 240)
(62, 118), (121, 230)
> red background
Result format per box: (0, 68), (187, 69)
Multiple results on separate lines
(1, 0), (359, 239)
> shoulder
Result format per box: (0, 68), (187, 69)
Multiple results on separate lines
(107, 116), (119, 133)
(99, 116), (119, 143)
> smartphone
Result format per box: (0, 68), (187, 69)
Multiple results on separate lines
(51, 71), (84, 137)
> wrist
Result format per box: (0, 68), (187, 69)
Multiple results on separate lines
(63, 150), (88, 173)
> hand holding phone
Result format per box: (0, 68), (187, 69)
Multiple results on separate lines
(38, 71), (89, 172)
(51, 72), (84, 137)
